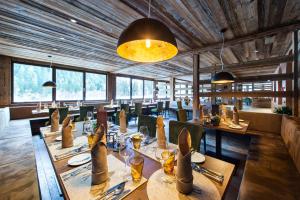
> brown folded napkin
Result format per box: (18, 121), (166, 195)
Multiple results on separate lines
(156, 116), (166, 149)
(233, 106), (239, 125)
(91, 125), (108, 185)
(97, 109), (108, 132)
(119, 109), (127, 133)
(51, 109), (59, 132)
(176, 127), (193, 194)
(62, 115), (73, 148)
(199, 105), (204, 121)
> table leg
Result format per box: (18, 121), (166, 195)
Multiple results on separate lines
(215, 129), (222, 158)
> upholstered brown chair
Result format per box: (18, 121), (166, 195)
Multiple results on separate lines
(176, 109), (187, 122)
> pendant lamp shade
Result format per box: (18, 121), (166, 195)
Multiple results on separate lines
(211, 71), (235, 84)
(42, 81), (56, 88)
(117, 18), (178, 63)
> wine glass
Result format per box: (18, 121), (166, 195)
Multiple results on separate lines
(139, 126), (150, 144)
(155, 147), (176, 183)
(119, 135), (131, 180)
(87, 111), (93, 121)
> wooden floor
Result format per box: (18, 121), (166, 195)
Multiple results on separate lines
(33, 114), (250, 200)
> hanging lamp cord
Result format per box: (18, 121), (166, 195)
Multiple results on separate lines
(148, 0), (152, 18)
(219, 32), (225, 71)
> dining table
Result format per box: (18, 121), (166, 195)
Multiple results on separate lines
(41, 121), (235, 200)
(187, 118), (250, 159)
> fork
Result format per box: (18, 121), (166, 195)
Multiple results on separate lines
(62, 163), (92, 181)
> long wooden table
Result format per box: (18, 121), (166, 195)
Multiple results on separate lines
(42, 122), (235, 200)
(187, 119), (250, 158)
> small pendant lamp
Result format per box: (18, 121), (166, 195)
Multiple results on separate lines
(211, 30), (234, 84)
(42, 55), (56, 88)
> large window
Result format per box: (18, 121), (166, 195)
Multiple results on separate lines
(13, 63), (52, 102)
(157, 82), (168, 98)
(132, 79), (143, 99)
(56, 69), (83, 100)
(144, 80), (153, 99)
(116, 77), (131, 99)
(86, 73), (106, 100)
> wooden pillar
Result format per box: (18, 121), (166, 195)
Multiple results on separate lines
(0, 55), (11, 106)
(294, 30), (299, 116)
(107, 73), (116, 101)
(286, 52), (293, 108)
(169, 77), (175, 101)
(211, 73), (216, 104)
(193, 54), (200, 120)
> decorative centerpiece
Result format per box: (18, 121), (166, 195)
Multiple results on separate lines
(156, 116), (167, 149)
(211, 115), (221, 126)
(184, 96), (190, 106)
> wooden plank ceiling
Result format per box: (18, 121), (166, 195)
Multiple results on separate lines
(0, 0), (299, 79)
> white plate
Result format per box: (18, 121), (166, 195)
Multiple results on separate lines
(55, 136), (62, 141)
(191, 152), (205, 163)
(67, 153), (91, 166)
(228, 124), (243, 129)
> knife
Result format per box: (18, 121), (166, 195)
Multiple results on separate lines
(96, 181), (127, 200)
(191, 163), (224, 184)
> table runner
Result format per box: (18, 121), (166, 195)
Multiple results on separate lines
(60, 155), (147, 200)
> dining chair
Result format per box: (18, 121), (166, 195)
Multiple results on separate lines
(120, 103), (130, 114)
(164, 100), (170, 117)
(131, 102), (143, 123)
(211, 104), (220, 116)
(114, 110), (129, 127)
(177, 100), (183, 109)
(176, 109), (187, 122)
(169, 120), (205, 153)
(79, 105), (94, 121)
(137, 115), (157, 138)
(151, 102), (164, 116)
(48, 107), (69, 124)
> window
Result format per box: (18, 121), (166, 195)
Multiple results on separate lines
(56, 69), (83, 100)
(144, 80), (153, 99)
(116, 77), (131, 99)
(85, 73), (106, 100)
(157, 82), (168, 98)
(13, 63), (52, 102)
(132, 79), (143, 99)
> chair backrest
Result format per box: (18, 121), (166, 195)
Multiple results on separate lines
(177, 101), (183, 109)
(157, 102), (164, 112)
(134, 103), (143, 115)
(176, 109), (187, 122)
(121, 104), (130, 113)
(211, 104), (219, 116)
(49, 107), (69, 124)
(79, 106), (94, 121)
(169, 120), (204, 152)
(165, 101), (170, 110)
(138, 115), (157, 138)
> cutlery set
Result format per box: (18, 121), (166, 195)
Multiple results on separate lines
(191, 163), (224, 184)
(55, 145), (87, 160)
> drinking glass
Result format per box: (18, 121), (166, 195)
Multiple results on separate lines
(129, 156), (144, 183)
(87, 111), (93, 121)
(155, 148), (176, 183)
(119, 135), (131, 180)
(139, 126), (150, 143)
(131, 135), (143, 150)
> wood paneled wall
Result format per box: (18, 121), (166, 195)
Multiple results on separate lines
(0, 55), (11, 106)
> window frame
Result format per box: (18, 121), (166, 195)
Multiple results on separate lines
(11, 62), (108, 104)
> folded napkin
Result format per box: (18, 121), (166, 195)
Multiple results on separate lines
(62, 115), (74, 148)
(51, 109), (60, 132)
(97, 109), (108, 132)
(91, 125), (108, 185)
(176, 128), (193, 194)
(233, 106), (239, 125)
(119, 109), (127, 133)
(199, 105), (204, 120)
(156, 116), (166, 149)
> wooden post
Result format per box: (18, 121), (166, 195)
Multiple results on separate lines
(169, 77), (175, 101)
(193, 54), (200, 120)
(294, 30), (299, 116)
(107, 73), (116, 101)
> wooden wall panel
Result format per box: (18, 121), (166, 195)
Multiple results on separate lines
(0, 55), (11, 106)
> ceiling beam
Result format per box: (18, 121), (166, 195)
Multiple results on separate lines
(156, 55), (293, 79)
(114, 21), (300, 73)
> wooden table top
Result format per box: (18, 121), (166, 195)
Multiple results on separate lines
(42, 123), (235, 200)
(187, 119), (250, 135)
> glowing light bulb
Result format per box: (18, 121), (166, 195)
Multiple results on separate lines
(145, 39), (151, 48)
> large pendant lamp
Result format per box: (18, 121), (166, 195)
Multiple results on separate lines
(42, 55), (56, 88)
(117, 0), (178, 63)
(211, 30), (234, 84)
